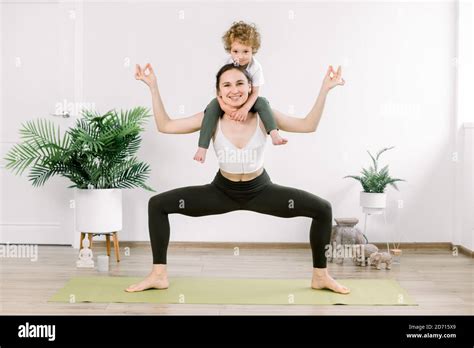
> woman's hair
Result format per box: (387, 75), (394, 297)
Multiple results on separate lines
(222, 21), (261, 54)
(215, 63), (253, 91)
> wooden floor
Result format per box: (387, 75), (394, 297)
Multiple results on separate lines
(0, 244), (472, 315)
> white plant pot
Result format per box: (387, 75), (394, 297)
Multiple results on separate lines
(360, 191), (386, 214)
(74, 188), (123, 233)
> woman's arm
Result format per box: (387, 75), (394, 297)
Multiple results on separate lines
(273, 88), (328, 133)
(137, 63), (204, 134)
(273, 65), (345, 133)
(149, 85), (204, 134)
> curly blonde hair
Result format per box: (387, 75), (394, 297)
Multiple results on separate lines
(222, 21), (261, 54)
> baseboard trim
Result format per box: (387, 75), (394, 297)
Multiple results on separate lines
(454, 243), (473, 258)
(88, 241), (473, 258)
(372, 242), (473, 258)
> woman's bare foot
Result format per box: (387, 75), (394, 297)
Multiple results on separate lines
(193, 147), (207, 163)
(311, 268), (350, 294)
(125, 265), (169, 292)
(269, 129), (288, 145)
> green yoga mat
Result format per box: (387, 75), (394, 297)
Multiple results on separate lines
(49, 277), (417, 305)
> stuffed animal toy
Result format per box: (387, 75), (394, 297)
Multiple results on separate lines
(368, 251), (393, 270)
(353, 243), (379, 266)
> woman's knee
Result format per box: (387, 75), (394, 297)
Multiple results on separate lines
(316, 198), (332, 221)
(149, 194), (165, 212)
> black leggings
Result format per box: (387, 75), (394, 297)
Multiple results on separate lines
(148, 169), (332, 268)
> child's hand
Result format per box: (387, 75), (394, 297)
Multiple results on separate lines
(232, 107), (249, 122)
(135, 63), (157, 89)
(322, 65), (345, 92)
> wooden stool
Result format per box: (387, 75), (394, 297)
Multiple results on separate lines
(79, 231), (120, 262)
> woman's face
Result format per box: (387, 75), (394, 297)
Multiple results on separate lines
(217, 69), (251, 108)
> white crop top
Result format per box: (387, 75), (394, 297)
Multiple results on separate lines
(213, 116), (267, 174)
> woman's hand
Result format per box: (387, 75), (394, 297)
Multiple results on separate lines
(135, 63), (157, 89)
(321, 65), (345, 92)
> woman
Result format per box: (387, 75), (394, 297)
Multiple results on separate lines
(126, 62), (349, 294)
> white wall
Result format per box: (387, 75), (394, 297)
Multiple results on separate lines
(2, 1), (466, 248)
(459, 124), (474, 250)
(454, 0), (474, 251)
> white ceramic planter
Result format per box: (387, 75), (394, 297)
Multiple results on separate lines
(360, 191), (386, 214)
(74, 188), (122, 233)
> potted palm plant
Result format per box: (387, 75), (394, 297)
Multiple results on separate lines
(343, 146), (405, 214)
(3, 107), (155, 242)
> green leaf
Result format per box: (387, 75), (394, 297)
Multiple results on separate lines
(3, 107), (154, 191)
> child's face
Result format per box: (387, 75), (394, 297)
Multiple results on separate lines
(230, 41), (253, 67)
(217, 69), (251, 108)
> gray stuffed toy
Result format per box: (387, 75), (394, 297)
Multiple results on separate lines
(368, 251), (393, 270)
(353, 243), (379, 266)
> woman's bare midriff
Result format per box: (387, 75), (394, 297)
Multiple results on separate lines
(219, 167), (264, 182)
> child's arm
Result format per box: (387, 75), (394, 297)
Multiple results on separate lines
(232, 86), (260, 121)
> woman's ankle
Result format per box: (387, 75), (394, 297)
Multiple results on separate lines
(151, 264), (167, 275)
(313, 267), (328, 277)
(269, 129), (278, 136)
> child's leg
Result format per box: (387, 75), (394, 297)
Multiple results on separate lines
(198, 98), (224, 149)
(250, 97), (278, 134)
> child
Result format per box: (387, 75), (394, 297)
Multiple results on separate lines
(194, 21), (287, 163)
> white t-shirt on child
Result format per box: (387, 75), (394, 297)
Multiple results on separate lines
(224, 56), (265, 87)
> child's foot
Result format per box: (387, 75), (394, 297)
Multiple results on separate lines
(194, 147), (207, 163)
(270, 129), (288, 146)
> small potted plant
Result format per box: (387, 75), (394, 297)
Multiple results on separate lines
(3, 107), (156, 245)
(343, 146), (405, 214)
(344, 146), (406, 259)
